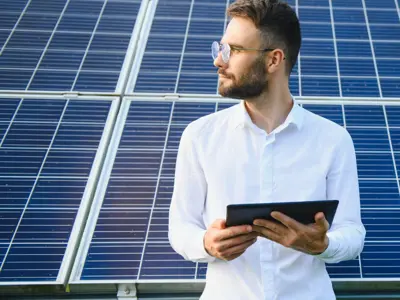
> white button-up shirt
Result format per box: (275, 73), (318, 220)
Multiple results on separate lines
(168, 100), (366, 300)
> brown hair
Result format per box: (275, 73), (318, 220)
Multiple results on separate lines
(227, 0), (301, 75)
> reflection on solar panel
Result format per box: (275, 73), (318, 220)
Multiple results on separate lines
(129, 0), (400, 97)
(0, 96), (117, 284)
(70, 98), (400, 283)
(0, 0), (142, 92)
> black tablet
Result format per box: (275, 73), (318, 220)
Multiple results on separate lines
(226, 200), (339, 227)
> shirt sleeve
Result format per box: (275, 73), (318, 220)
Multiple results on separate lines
(168, 124), (216, 263)
(314, 129), (366, 264)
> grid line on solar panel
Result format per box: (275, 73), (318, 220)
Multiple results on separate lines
(176, 0), (209, 94)
(382, 105), (400, 197)
(361, 0), (383, 98)
(69, 1), (115, 91)
(328, 0), (343, 97)
(135, 101), (176, 280)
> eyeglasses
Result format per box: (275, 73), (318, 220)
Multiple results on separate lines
(211, 41), (283, 63)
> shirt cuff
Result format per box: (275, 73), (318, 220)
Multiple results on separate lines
(195, 229), (217, 263)
(313, 231), (340, 261)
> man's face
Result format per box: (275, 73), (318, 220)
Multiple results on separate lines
(214, 17), (268, 100)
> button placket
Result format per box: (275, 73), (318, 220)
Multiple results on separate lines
(260, 135), (275, 201)
(259, 134), (276, 298)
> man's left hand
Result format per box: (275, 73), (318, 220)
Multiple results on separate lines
(252, 212), (329, 255)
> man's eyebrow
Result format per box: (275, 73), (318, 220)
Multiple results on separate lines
(228, 43), (245, 48)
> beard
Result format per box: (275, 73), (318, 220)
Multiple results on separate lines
(218, 56), (267, 100)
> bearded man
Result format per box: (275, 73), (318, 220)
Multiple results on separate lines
(168, 0), (366, 299)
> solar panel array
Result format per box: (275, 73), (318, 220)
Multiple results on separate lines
(0, 0), (399, 292)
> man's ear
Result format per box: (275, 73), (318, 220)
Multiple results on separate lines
(266, 49), (285, 74)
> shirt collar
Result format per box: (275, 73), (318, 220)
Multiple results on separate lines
(232, 98), (304, 132)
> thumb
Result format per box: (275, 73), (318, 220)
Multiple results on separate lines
(315, 212), (329, 231)
(211, 219), (226, 230)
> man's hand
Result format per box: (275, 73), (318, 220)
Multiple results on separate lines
(252, 212), (329, 255)
(204, 219), (258, 261)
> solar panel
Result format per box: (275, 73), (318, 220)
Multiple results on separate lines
(127, 0), (400, 98)
(70, 97), (400, 284)
(0, 0), (143, 93)
(0, 96), (118, 284)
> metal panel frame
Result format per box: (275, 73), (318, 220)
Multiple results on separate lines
(126, 93), (400, 105)
(115, 0), (152, 95)
(0, 93), (121, 286)
(124, 0), (159, 95)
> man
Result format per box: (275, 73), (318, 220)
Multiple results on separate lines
(168, 0), (366, 299)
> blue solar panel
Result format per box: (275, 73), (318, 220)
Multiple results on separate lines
(130, 0), (400, 97)
(0, 0), (142, 92)
(362, 242), (400, 278)
(0, 97), (115, 284)
(70, 99), (400, 283)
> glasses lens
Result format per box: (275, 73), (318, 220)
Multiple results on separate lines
(211, 41), (219, 60)
(221, 43), (230, 63)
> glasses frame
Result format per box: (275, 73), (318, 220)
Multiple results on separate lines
(211, 41), (285, 63)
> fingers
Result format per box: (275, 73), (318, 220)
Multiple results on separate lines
(204, 220), (256, 259)
(211, 219), (226, 230)
(253, 219), (286, 235)
(220, 238), (257, 261)
(270, 211), (302, 231)
(314, 212), (329, 231)
(210, 219), (252, 241)
(252, 225), (281, 243)
(216, 224), (253, 241)
(216, 232), (258, 252)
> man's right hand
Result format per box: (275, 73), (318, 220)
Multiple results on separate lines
(204, 219), (258, 261)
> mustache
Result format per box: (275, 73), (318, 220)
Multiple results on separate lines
(218, 70), (232, 78)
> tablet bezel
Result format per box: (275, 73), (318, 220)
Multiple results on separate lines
(226, 200), (339, 227)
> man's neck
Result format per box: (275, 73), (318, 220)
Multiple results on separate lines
(244, 87), (293, 134)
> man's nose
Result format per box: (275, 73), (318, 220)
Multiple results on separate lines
(213, 51), (227, 69)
